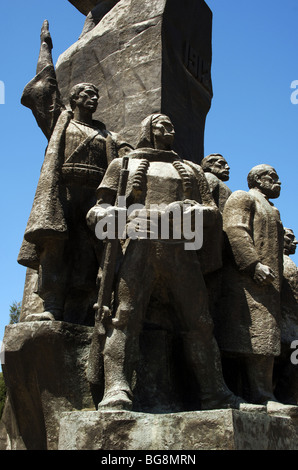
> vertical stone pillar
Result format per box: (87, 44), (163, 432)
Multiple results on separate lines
(57, 0), (212, 162)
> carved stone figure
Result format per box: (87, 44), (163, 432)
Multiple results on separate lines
(18, 21), (132, 324)
(200, 154), (231, 328)
(86, 113), (244, 412)
(218, 164), (286, 406)
(201, 153), (232, 213)
(281, 228), (298, 345)
(274, 228), (298, 404)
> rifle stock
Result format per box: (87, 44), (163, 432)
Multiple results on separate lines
(87, 156), (129, 385)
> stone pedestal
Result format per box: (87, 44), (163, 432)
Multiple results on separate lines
(0, 322), (189, 449)
(58, 409), (298, 450)
(57, 0), (213, 162)
(2, 321), (298, 450)
(0, 322), (99, 450)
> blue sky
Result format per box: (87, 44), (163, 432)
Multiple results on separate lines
(0, 0), (298, 346)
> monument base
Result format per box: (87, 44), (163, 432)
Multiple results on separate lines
(58, 408), (298, 451)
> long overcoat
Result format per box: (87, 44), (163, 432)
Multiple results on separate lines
(216, 188), (284, 356)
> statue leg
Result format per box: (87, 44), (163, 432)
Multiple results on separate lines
(99, 241), (155, 410)
(37, 238), (67, 320)
(170, 249), (245, 410)
(244, 354), (276, 404)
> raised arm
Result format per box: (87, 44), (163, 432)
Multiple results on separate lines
(21, 21), (64, 140)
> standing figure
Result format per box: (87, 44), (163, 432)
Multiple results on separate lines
(87, 113), (244, 411)
(218, 164), (285, 406)
(201, 153), (231, 213)
(274, 228), (298, 404)
(201, 153), (232, 323)
(280, 228), (298, 346)
(18, 21), (131, 324)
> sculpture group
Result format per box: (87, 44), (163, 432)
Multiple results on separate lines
(17, 20), (298, 417)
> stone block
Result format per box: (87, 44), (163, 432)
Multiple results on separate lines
(58, 409), (298, 450)
(57, 0), (213, 162)
(1, 322), (99, 450)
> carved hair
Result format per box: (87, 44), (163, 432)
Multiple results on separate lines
(201, 154), (224, 172)
(132, 114), (167, 193)
(69, 83), (99, 110)
(136, 113), (167, 149)
(284, 227), (294, 235)
(247, 164), (275, 189)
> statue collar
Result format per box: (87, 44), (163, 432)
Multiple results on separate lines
(130, 148), (180, 162)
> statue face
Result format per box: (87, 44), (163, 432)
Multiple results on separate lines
(284, 229), (298, 255)
(73, 86), (99, 113)
(256, 167), (281, 199)
(208, 156), (230, 181)
(151, 116), (175, 149)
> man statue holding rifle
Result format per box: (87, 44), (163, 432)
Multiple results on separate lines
(86, 113), (245, 411)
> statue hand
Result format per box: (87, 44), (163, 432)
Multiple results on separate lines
(253, 262), (275, 286)
(40, 20), (53, 50)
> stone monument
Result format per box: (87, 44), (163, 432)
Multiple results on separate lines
(1, 0), (298, 451)
(56, 0), (213, 162)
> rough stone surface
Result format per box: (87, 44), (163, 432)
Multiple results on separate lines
(19, 268), (43, 321)
(58, 409), (298, 450)
(0, 322), (190, 449)
(1, 322), (99, 450)
(57, 0), (213, 162)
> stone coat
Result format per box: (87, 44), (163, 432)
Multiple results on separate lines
(18, 64), (130, 269)
(216, 188), (284, 356)
(281, 254), (298, 346)
(95, 148), (223, 275)
(204, 172), (232, 214)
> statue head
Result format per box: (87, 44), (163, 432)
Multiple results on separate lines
(137, 114), (175, 150)
(247, 164), (281, 199)
(201, 154), (230, 181)
(284, 228), (298, 256)
(69, 83), (99, 114)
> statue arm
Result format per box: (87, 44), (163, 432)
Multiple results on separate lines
(105, 132), (134, 165)
(185, 160), (220, 226)
(86, 158), (122, 231)
(21, 21), (63, 141)
(223, 191), (259, 272)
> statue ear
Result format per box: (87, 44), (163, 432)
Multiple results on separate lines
(254, 174), (263, 186)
